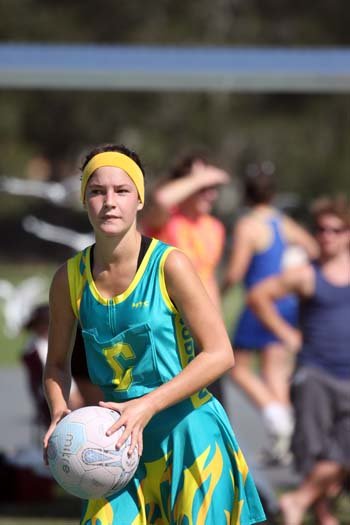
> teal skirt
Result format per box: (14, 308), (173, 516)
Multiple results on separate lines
(81, 395), (265, 525)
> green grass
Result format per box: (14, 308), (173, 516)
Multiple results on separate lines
(222, 286), (244, 331)
(0, 262), (56, 365)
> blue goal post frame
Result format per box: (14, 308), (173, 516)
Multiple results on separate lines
(0, 43), (350, 93)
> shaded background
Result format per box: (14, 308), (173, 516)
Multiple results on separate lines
(0, 2), (349, 523)
(1, 1), (350, 216)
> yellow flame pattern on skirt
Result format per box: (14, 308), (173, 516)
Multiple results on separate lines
(81, 497), (114, 525)
(131, 443), (247, 524)
(80, 442), (252, 525)
(173, 443), (223, 523)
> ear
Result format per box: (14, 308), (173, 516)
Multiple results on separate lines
(137, 199), (144, 211)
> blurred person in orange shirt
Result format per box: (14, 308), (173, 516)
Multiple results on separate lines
(143, 152), (230, 310)
(142, 152), (230, 402)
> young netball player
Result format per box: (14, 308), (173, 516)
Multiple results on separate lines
(43, 144), (265, 525)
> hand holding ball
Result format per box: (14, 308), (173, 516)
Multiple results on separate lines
(47, 406), (139, 499)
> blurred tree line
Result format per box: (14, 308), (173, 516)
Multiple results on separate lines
(0, 1), (349, 261)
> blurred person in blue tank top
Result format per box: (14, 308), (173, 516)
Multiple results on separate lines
(249, 195), (350, 525)
(222, 163), (318, 464)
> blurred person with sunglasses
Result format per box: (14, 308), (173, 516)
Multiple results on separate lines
(248, 195), (350, 525)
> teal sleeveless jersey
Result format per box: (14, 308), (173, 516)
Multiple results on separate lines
(67, 239), (265, 525)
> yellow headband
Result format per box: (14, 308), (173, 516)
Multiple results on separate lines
(81, 151), (144, 203)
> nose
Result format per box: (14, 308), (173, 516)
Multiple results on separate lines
(104, 188), (116, 208)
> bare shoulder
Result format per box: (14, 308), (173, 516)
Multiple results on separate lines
(164, 248), (196, 278)
(235, 214), (254, 229)
(50, 262), (69, 290)
(164, 249), (205, 297)
(49, 262), (72, 311)
(282, 214), (298, 228)
(234, 215), (257, 238)
(163, 248), (227, 341)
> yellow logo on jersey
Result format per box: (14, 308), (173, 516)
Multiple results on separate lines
(132, 301), (149, 308)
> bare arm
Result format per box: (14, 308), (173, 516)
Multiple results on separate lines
(143, 162), (230, 231)
(43, 263), (78, 450)
(155, 162), (230, 209)
(283, 216), (319, 260)
(147, 250), (234, 407)
(221, 218), (255, 293)
(248, 264), (314, 350)
(101, 250), (234, 453)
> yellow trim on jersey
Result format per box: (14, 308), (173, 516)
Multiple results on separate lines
(159, 247), (178, 313)
(174, 314), (193, 369)
(173, 304), (212, 409)
(81, 151), (144, 203)
(67, 251), (89, 319)
(86, 238), (158, 305)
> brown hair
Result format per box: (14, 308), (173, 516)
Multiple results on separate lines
(310, 195), (350, 228)
(243, 164), (275, 205)
(168, 151), (209, 180)
(24, 304), (49, 331)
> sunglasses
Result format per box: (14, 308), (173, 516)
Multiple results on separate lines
(315, 225), (347, 235)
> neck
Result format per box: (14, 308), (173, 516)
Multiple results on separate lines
(251, 204), (274, 213)
(94, 227), (141, 268)
(320, 249), (350, 267)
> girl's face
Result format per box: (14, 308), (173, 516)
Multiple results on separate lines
(85, 166), (143, 237)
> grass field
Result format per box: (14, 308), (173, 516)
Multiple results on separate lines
(0, 262), (56, 365)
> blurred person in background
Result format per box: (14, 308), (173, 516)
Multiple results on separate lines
(142, 152), (229, 310)
(248, 195), (350, 525)
(142, 152), (230, 403)
(222, 164), (319, 464)
(21, 304), (84, 435)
